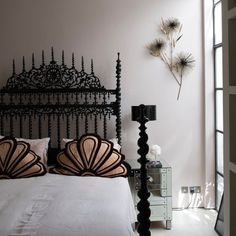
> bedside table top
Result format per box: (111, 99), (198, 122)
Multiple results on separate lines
(126, 159), (171, 170)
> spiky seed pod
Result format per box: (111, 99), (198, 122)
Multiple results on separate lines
(147, 38), (166, 57)
(174, 52), (195, 74)
(160, 18), (181, 35)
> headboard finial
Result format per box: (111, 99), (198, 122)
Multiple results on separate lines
(91, 59), (94, 75)
(22, 56), (26, 72)
(42, 50), (45, 65)
(51, 47), (54, 62)
(81, 56), (84, 71)
(116, 52), (121, 78)
(12, 59), (16, 75)
(62, 50), (65, 65)
(32, 53), (35, 68)
(72, 53), (75, 68)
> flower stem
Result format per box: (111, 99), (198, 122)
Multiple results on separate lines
(177, 70), (183, 100)
(161, 53), (180, 86)
(170, 34), (173, 68)
(177, 83), (182, 100)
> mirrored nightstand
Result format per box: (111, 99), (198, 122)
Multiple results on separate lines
(127, 159), (172, 230)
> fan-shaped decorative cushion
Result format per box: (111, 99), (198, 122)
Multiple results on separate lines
(0, 137), (47, 179)
(50, 134), (130, 177)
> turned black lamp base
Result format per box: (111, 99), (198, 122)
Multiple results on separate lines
(131, 104), (156, 236)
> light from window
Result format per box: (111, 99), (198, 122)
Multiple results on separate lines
(215, 47), (223, 88)
(216, 90), (223, 131)
(216, 174), (224, 210)
(216, 132), (224, 174)
(214, 2), (222, 45)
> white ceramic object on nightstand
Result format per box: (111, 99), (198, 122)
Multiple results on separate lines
(150, 144), (162, 161)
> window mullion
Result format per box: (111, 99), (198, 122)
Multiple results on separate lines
(213, 0), (223, 211)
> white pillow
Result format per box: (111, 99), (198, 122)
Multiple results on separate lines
(60, 138), (73, 149)
(108, 138), (121, 151)
(60, 137), (121, 151)
(0, 135), (50, 165)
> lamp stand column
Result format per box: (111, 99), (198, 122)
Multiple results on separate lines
(136, 106), (151, 236)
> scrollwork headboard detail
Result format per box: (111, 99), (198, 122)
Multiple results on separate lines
(0, 48), (122, 165)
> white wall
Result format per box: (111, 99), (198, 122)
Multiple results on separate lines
(0, 0), (212, 208)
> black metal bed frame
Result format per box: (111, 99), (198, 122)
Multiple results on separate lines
(0, 49), (122, 165)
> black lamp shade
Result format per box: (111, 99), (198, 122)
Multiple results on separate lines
(131, 104), (156, 121)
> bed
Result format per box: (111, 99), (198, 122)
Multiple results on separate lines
(0, 175), (135, 236)
(0, 49), (136, 236)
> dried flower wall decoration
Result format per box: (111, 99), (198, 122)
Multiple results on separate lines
(147, 18), (195, 100)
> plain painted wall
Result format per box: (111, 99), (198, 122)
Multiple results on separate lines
(0, 0), (212, 208)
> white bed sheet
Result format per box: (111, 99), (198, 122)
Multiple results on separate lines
(0, 174), (136, 236)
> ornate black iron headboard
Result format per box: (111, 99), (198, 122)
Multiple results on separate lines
(0, 48), (121, 164)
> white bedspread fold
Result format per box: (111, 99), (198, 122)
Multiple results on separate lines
(0, 174), (136, 236)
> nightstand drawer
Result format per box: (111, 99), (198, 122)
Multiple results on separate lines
(134, 205), (169, 221)
(151, 205), (167, 219)
(148, 168), (167, 174)
(134, 192), (166, 205)
(149, 195), (166, 205)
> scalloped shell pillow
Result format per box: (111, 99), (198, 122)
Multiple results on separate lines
(0, 137), (46, 179)
(50, 134), (130, 177)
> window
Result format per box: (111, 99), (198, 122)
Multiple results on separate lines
(213, 0), (223, 211)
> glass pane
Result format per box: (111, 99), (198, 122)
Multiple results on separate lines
(214, 2), (222, 45)
(215, 47), (223, 88)
(216, 90), (223, 131)
(216, 174), (224, 211)
(216, 132), (224, 174)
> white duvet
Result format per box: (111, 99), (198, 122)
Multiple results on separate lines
(0, 174), (136, 236)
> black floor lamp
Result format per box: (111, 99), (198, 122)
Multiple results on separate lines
(131, 104), (156, 236)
